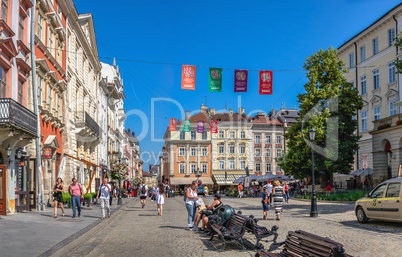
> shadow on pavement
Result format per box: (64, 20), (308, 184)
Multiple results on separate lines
(339, 219), (402, 234)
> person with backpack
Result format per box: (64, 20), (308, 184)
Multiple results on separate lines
(96, 176), (112, 219)
(261, 187), (269, 220)
(68, 177), (83, 218)
(139, 181), (148, 208)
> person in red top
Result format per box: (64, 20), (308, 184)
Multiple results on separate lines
(68, 177), (83, 218)
(237, 182), (244, 198)
(326, 181), (332, 196)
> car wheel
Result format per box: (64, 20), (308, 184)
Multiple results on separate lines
(356, 207), (369, 223)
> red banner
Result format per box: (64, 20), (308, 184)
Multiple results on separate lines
(169, 118), (177, 131)
(259, 70), (273, 95)
(181, 65), (196, 90)
(210, 120), (218, 133)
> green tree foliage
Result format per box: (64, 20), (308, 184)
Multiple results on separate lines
(279, 48), (363, 180)
(394, 32), (402, 73)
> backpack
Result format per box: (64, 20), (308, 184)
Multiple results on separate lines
(141, 185), (146, 194)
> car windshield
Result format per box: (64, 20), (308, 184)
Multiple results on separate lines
(370, 184), (386, 198)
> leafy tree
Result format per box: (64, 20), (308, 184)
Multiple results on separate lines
(279, 48), (363, 182)
(394, 32), (402, 73)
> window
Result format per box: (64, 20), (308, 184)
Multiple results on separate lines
(179, 164), (185, 174)
(18, 81), (23, 104)
(371, 184), (386, 198)
(240, 131), (245, 139)
(361, 110), (367, 132)
(276, 148), (282, 158)
(360, 45), (366, 62)
(202, 164), (207, 174)
(385, 183), (400, 197)
(373, 106), (381, 121)
(1, 0), (8, 22)
(266, 148), (271, 158)
(37, 15), (43, 41)
(389, 100), (397, 116)
(0, 67), (6, 98)
(190, 148), (197, 156)
(229, 145), (235, 154)
(180, 131), (185, 140)
(360, 75), (366, 95)
(276, 135), (282, 144)
(190, 131), (196, 140)
(255, 135), (261, 144)
(265, 135), (271, 143)
(255, 148), (261, 157)
(372, 37), (379, 55)
(18, 15), (24, 41)
(219, 160), (224, 170)
(202, 148), (207, 156)
(276, 166), (282, 172)
(190, 164), (196, 173)
(229, 131), (235, 139)
(389, 62), (396, 84)
(179, 147), (185, 156)
(348, 52), (354, 68)
(218, 144), (224, 154)
(48, 28), (53, 50)
(240, 160), (246, 169)
(218, 130), (224, 138)
(373, 69), (380, 90)
(37, 76), (42, 103)
(202, 131), (207, 140)
(255, 163), (261, 172)
(266, 163), (271, 172)
(240, 145), (246, 154)
(229, 160), (235, 170)
(388, 28), (395, 47)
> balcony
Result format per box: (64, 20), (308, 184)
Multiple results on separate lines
(85, 112), (100, 137)
(0, 98), (37, 136)
(75, 112), (100, 143)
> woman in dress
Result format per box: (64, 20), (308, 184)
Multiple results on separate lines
(156, 183), (165, 216)
(273, 180), (285, 220)
(53, 177), (65, 218)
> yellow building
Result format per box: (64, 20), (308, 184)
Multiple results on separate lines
(338, 3), (402, 183)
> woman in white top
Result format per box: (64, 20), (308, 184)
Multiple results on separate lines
(185, 181), (199, 229)
(156, 183), (165, 216)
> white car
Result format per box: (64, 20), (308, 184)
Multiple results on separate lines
(355, 177), (402, 223)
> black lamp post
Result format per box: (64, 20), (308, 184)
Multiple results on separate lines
(6, 145), (12, 164)
(309, 127), (318, 217)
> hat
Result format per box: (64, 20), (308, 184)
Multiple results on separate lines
(214, 193), (221, 199)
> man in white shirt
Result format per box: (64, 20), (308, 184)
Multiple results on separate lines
(139, 181), (148, 208)
(97, 177), (111, 219)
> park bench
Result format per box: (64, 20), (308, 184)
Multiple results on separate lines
(209, 212), (249, 251)
(256, 230), (352, 257)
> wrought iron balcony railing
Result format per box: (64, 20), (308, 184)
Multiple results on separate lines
(85, 112), (100, 137)
(0, 98), (37, 136)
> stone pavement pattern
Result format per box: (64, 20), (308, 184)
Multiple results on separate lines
(2, 196), (402, 256)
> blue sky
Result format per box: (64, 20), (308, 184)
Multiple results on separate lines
(74, 0), (401, 169)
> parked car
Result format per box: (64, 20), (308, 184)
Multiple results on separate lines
(197, 185), (205, 197)
(355, 177), (402, 223)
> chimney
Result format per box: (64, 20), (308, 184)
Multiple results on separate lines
(209, 108), (215, 115)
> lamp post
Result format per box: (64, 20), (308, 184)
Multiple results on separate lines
(309, 127), (318, 217)
(196, 168), (201, 181)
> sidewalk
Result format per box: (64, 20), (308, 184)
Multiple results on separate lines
(0, 197), (136, 257)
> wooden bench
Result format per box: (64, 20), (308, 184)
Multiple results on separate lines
(256, 230), (352, 257)
(209, 212), (249, 251)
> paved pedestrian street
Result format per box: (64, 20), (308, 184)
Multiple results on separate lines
(1, 196), (402, 257)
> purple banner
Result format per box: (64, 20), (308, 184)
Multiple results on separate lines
(197, 120), (204, 133)
(234, 69), (248, 92)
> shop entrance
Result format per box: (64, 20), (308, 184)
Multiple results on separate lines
(15, 158), (36, 212)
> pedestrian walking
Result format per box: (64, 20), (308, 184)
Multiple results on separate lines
(261, 187), (269, 220)
(68, 177), (83, 218)
(139, 181), (148, 208)
(266, 180), (273, 206)
(97, 177), (112, 219)
(204, 185), (209, 197)
(273, 180), (285, 220)
(185, 181), (199, 229)
(53, 177), (65, 218)
(237, 182), (244, 198)
(326, 181), (332, 196)
(156, 183), (165, 216)
(284, 181), (290, 203)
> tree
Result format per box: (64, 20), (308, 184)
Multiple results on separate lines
(279, 48), (363, 181)
(394, 32), (402, 73)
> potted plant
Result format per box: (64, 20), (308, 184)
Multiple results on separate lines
(83, 193), (92, 207)
(91, 192), (98, 203)
(62, 192), (71, 208)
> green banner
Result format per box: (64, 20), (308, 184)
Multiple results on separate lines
(209, 68), (222, 92)
(182, 120), (191, 132)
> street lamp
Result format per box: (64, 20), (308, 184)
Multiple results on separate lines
(309, 127), (318, 217)
(196, 168), (201, 181)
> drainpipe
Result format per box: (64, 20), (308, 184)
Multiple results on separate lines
(30, 0), (45, 211)
(354, 42), (359, 170)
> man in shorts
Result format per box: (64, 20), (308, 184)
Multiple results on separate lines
(139, 181), (148, 208)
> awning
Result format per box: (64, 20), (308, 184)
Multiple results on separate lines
(64, 153), (100, 167)
(170, 176), (214, 185)
(350, 168), (373, 177)
(44, 135), (59, 148)
(213, 174), (245, 185)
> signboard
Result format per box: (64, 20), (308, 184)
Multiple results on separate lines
(43, 147), (53, 159)
(244, 176), (250, 188)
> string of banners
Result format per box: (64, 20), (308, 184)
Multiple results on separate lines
(181, 65), (273, 94)
(169, 118), (219, 133)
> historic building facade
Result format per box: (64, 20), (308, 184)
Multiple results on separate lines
(338, 3), (402, 183)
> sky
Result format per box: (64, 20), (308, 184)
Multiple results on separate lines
(74, 0), (402, 169)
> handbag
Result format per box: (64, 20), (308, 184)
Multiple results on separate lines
(201, 209), (214, 216)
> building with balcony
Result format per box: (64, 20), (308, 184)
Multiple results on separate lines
(0, 0), (36, 215)
(338, 3), (402, 183)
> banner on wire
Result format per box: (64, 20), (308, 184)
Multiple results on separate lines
(210, 120), (218, 133)
(234, 69), (248, 92)
(208, 68), (222, 92)
(182, 120), (191, 132)
(197, 121), (204, 133)
(181, 65), (196, 90)
(169, 118), (177, 131)
(259, 70), (273, 95)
